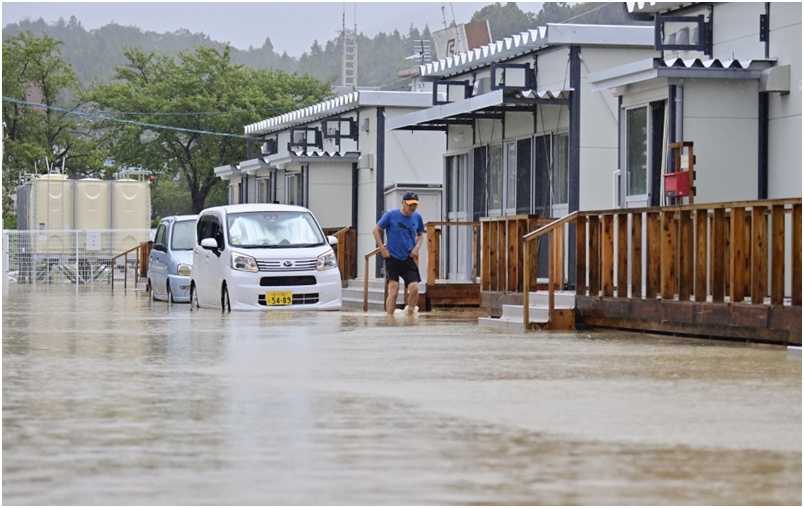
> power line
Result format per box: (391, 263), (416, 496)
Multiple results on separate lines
(3, 97), (259, 140)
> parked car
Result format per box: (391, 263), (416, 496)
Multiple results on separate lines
(147, 215), (198, 303)
(190, 204), (342, 312)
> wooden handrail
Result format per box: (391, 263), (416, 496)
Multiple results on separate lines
(363, 247), (382, 312)
(522, 211), (580, 242)
(574, 197), (801, 218)
(521, 212), (578, 328)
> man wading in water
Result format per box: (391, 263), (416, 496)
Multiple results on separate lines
(373, 192), (424, 316)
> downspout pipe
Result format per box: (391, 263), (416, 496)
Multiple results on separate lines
(375, 107), (386, 278)
(567, 45), (581, 289)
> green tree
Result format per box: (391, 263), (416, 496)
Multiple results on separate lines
(2, 32), (107, 224)
(89, 46), (330, 213)
(471, 2), (538, 40)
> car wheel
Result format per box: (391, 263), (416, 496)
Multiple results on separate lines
(221, 284), (231, 313)
(167, 281), (174, 304)
(190, 282), (200, 310)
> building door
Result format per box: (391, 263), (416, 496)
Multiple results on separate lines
(446, 153), (471, 281)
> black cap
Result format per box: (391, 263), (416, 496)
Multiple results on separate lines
(402, 191), (419, 205)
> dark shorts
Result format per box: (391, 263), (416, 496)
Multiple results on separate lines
(385, 256), (421, 286)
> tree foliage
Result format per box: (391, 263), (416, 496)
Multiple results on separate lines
(88, 46), (331, 213)
(2, 32), (107, 221)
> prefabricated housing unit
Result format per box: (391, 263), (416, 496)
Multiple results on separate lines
(216, 90), (446, 279)
(388, 23), (657, 282)
(592, 1), (801, 206)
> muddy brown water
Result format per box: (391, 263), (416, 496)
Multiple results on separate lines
(3, 286), (801, 505)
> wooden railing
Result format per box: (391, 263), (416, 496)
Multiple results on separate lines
(522, 212), (578, 327)
(332, 226), (358, 283)
(481, 214), (550, 293)
(110, 241), (151, 290)
(520, 197), (802, 329)
(362, 247), (382, 312)
(425, 220), (480, 285)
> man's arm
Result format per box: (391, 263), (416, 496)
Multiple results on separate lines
(373, 224), (390, 258)
(410, 232), (423, 263)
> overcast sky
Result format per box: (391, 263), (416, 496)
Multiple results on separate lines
(3, 2), (545, 56)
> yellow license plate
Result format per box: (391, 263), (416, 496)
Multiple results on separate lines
(265, 291), (293, 306)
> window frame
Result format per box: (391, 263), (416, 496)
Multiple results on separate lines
(624, 104), (650, 203)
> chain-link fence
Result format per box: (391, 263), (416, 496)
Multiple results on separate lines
(3, 229), (152, 287)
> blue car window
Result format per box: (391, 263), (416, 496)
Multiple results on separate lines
(171, 221), (196, 251)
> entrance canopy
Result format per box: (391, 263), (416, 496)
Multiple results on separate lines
(590, 57), (777, 91)
(386, 88), (572, 132)
(263, 151), (360, 169)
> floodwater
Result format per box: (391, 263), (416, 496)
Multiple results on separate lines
(2, 286), (801, 505)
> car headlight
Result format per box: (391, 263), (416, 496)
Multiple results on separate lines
(231, 251), (258, 272)
(317, 250), (337, 271)
(177, 263), (192, 276)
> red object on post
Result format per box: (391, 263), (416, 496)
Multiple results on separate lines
(664, 171), (691, 197)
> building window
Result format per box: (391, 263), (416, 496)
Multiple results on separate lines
(552, 133), (569, 205)
(487, 144), (503, 214)
(626, 107), (648, 196)
(446, 154), (468, 213)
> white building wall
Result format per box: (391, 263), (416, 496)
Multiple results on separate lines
(768, 2), (802, 199)
(385, 106), (445, 187)
(307, 163), (353, 229)
(579, 47), (657, 211)
(683, 79), (759, 203)
(357, 106), (378, 272)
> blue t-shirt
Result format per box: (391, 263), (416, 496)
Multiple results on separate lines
(377, 208), (424, 260)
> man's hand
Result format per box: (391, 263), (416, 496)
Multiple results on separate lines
(410, 246), (420, 264)
(380, 246), (390, 258)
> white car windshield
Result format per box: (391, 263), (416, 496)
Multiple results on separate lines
(171, 220), (196, 251)
(227, 211), (325, 248)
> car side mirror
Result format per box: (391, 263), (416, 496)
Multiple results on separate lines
(200, 237), (219, 250)
(153, 244), (166, 253)
(327, 235), (338, 246)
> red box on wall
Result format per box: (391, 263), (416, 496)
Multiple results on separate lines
(664, 171), (692, 197)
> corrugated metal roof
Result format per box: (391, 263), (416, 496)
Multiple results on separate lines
(244, 91), (433, 136)
(419, 23), (654, 79)
(625, 2), (690, 14)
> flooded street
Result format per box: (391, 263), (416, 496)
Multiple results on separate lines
(3, 286), (801, 505)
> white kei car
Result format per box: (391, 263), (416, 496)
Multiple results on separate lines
(190, 204), (342, 312)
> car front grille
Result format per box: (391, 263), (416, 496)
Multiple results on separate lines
(258, 293), (320, 306)
(260, 276), (316, 286)
(256, 258), (318, 272)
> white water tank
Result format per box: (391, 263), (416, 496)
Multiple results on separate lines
(27, 174), (74, 254)
(110, 179), (151, 253)
(74, 178), (111, 230)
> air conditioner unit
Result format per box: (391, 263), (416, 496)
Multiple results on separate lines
(358, 153), (374, 170)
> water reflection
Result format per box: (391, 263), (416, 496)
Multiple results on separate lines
(3, 286), (801, 504)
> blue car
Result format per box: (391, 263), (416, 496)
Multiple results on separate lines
(147, 215), (198, 303)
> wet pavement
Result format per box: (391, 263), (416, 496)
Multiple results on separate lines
(2, 285), (801, 505)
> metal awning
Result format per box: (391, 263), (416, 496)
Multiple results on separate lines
(213, 163), (239, 180)
(590, 57), (777, 91)
(266, 151), (360, 168)
(387, 88), (572, 131)
(239, 157), (271, 175)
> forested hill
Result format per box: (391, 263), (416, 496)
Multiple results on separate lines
(2, 2), (643, 90)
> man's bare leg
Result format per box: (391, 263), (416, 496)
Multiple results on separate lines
(386, 280), (399, 315)
(405, 282), (419, 315)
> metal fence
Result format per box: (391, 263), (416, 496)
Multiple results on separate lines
(3, 229), (152, 287)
